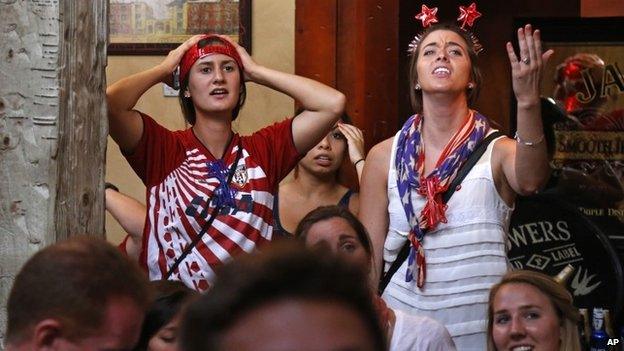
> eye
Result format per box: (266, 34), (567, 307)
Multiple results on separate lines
(201, 66), (212, 73)
(224, 64), (236, 72)
(340, 242), (357, 253)
(494, 314), (510, 325)
(332, 131), (346, 140)
(449, 48), (463, 56)
(423, 49), (435, 56)
(525, 311), (541, 320)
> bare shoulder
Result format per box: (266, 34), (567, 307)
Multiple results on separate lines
(366, 136), (395, 174)
(491, 135), (515, 169)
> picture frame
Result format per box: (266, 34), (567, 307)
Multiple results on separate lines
(108, 0), (251, 55)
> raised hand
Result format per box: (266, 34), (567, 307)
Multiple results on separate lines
(159, 35), (204, 87)
(337, 122), (366, 165)
(216, 34), (260, 82)
(506, 24), (554, 107)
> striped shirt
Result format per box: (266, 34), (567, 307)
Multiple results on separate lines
(125, 113), (300, 291)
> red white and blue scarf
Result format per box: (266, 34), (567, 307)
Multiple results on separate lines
(395, 110), (490, 288)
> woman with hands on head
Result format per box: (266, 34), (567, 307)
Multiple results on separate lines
(106, 34), (345, 291)
(359, 14), (553, 350)
(273, 112), (366, 238)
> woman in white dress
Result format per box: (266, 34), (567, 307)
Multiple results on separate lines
(359, 19), (553, 350)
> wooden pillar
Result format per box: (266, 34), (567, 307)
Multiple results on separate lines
(55, 0), (108, 241)
(0, 0), (108, 342)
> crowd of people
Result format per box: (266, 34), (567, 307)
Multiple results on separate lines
(5, 10), (589, 351)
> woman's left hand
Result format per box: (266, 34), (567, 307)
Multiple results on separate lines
(506, 24), (554, 107)
(337, 123), (366, 165)
(216, 34), (260, 82)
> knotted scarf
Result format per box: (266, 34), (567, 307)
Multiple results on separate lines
(395, 110), (490, 288)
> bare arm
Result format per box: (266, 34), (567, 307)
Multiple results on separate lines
(218, 36), (346, 154)
(497, 25), (554, 196)
(106, 35), (204, 153)
(105, 188), (147, 247)
(358, 138), (392, 286)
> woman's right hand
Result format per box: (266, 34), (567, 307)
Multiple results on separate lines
(158, 35), (205, 87)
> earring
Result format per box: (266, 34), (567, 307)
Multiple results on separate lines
(415, 83), (421, 91)
(467, 82), (475, 89)
(184, 90), (191, 98)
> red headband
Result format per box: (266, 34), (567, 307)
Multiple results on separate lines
(179, 34), (244, 83)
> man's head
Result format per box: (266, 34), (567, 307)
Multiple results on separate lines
(180, 242), (386, 351)
(5, 236), (150, 350)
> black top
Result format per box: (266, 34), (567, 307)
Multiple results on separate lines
(272, 189), (354, 238)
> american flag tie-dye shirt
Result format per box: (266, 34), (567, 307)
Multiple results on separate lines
(125, 113), (301, 291)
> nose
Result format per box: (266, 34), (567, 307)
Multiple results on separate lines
(317, 135), (331, 149)
(436, 51), (449, 62)
(213, 68), (225, 83)
(509, 316), (527, 340)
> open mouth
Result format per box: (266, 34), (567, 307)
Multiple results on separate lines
(432, 66), (451, 77)
(510, 345), (534, 351)
(210, 88), (229, 96)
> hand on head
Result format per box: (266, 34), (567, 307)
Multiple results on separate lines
(506, 24), (555, 106)
(160, 35), (205, 87)
(337, 123), (366, 165)
(215, 34), (259, 82)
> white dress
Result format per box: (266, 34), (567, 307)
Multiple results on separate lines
(383, 132), (512, 350)
(390, 308), (457, 351)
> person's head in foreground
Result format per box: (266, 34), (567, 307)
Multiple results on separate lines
(133, 280), (199, 351)
(487, 270), (580, 351)
(179, 242), (386, 351)
(5, 236), (150, 351)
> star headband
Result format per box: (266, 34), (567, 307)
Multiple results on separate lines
(408, 3), (484, 56)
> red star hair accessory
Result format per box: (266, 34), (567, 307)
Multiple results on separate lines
(414, 5), (439, 28)
(457, 2), (482, 29)
(407, 3), (484, 56)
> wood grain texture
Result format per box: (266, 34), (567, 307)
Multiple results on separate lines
(55, 0), (108, 241)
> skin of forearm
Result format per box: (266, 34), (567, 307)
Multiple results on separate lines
(248, 65), (345, 115)
(106, 65), (168, 115)
(514, 102), (550, 194)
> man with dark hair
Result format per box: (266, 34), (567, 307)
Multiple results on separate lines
(4, 236), (150, 351)
(180, 242), (387, 351)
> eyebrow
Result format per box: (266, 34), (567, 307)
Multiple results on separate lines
(423, 41), (465, 49)
(494, 305), (543, 314)
(197, 59), (236, 66)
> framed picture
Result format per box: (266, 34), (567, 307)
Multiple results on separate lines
(108, 0), (251, 55)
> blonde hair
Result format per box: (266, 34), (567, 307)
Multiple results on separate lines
(487, 270), (581, 351)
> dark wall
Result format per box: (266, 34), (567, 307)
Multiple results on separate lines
(398, 0), (581, 133)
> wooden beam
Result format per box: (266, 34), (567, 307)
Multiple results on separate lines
(55, 0), (108, 240)
(295, 0), (337, 86)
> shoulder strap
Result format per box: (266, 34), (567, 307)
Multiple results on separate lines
(164, 140), (244, 280)
(378, 131), (504, 294)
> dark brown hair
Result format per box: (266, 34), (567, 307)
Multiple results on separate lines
(180, 242), (385, 351)
(294, 205), (372, 258)
(6, 236), (150, 344)
(408, 23), (482, 114)
(179, 36), (247, 124)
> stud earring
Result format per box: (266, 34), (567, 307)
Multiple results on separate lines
(184, 90), (191, 98)
(467, 82), (475, 89)
(415, 83), (421, 91)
